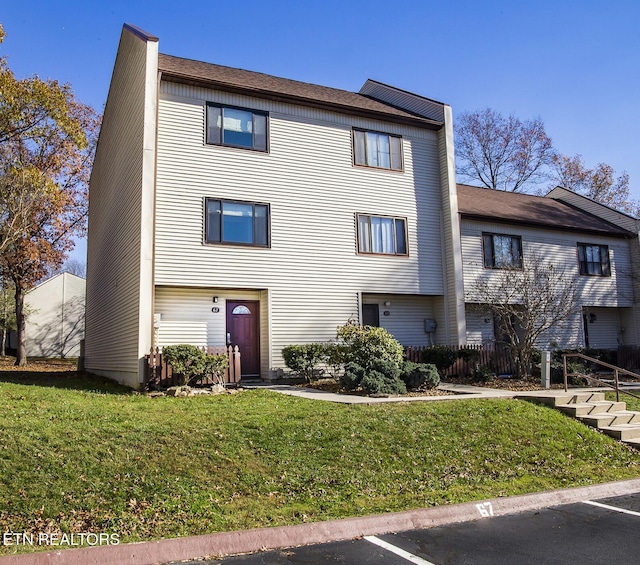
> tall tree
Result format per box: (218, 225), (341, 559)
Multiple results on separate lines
(0, 23), (100, 365)
(455, 108), (555, 192)
(0, 276), (15, 357)
(552, 154), (638, 216)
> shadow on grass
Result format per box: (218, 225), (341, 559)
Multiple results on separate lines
(0, 358), (134, 394)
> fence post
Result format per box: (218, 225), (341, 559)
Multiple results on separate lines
(233, 345), (241, 384)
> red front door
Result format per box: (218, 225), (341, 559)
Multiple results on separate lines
(226, 301), (260, 377)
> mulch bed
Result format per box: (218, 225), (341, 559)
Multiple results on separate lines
(298, 375), (567, 397)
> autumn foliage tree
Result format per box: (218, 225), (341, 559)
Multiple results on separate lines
(551, 154), (639, 216)
(0, 24), (100, 364)
(455, 108), (555, 193)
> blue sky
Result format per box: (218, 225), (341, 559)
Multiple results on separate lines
(3, 0), (639, 264)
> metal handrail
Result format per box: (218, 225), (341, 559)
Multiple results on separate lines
(563, 353), (640, 403)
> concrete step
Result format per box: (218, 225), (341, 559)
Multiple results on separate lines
(579, 410), (640, 428)
(599, 424), (640, 441)
(518, 391), (605, 408)
(556, 401), (627, 417)
(621, 438), (640, 449)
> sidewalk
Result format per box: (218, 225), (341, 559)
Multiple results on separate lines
(2, 478), (640, 565)
(246, 382), (606, 404)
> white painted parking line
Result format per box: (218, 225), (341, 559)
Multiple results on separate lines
(364, 535), (437, 564)
(583, 500), (640, 517)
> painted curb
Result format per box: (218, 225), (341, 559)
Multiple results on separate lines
(2, 478), (640, 565)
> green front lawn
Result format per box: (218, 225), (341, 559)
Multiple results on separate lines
(1, 368), (639, 554)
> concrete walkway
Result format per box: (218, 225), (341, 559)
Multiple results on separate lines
(245, 382), (607, 404)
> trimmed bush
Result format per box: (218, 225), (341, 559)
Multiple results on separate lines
(162, 344), (227, 386)
(323, 342), (347, 379)
(340, 361), (366, 391)
(420, 345), (459, 375)
(340, 359), (406, 395)
(282, 343), (327, 382)
(361, 371), (407, 396)
(336, 323), (404, 371)
(401, 361), (440, 390)
(204, 353), (229, 386)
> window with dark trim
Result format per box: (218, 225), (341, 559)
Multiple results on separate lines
(206, 103), (268, 151)
(482, 233), (522, 269)
(357, 214), (407, 255)
(205, 198), (270, 247)
(353, 129), (402, 171)
(577, 243), (610, 276)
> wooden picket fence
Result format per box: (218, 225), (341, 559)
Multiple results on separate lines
(405, 345), (640, 379)
(404, 344), (515, 378)
(144, 345), (241, 390)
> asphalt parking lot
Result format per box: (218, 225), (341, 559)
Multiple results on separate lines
(185, 493), (640, 564)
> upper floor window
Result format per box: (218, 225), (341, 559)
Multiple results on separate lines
(206, 103), (268, 151)
(483, 233), (522, 269)
(357, 214), (407, 255)
(205, 198), (270, 247)
(353, 129), (402, 171)
(578, 243), (610, 276)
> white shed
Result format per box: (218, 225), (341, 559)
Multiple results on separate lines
(25, 272), (86, 358)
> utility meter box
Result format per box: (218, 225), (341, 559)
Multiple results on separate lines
(424, 318), (437, 333)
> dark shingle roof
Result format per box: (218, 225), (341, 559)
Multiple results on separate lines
(157, 53), (442, 130)
(457, 184), (632, 238)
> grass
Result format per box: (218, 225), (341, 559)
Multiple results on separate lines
(1, 360), (640, 554)
(606, 390), (640, 411)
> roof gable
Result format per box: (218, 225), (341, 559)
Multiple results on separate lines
(457, 184), (633, 238)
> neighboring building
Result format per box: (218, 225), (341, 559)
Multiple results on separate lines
(25, 272), (86, 358)
(458, 184), (639, 350)
(85, 24), (465, 389)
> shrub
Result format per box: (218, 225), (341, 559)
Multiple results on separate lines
(163, 344), (211, 386)
(401, 361), (440, 390)
(323, 341), (347, 379)
(204, 353), (229, 386)
(420, 346), (458, 375)
(361, 371), (406, 396)
(340, 359), (406, 395)
(340, 362), (366, 391)
(472, 364), (494, 383)
(282, 343), (327, 382)
(336, 323), (404, 371)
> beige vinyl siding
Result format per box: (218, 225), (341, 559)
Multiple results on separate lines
(548, 187), (640, 347)
(461, 219), (633, 307)
(462, 218), (633, 349)
(155, 286), (260, 347)
(359, 80), (445, 123)
(465, 306), (495, 345)
(84, 27), (157, 387)
(153, 82), (451, 373)
(584, 307), (629, 349)
(361, 294), (444, 346)
(438, 106), (466, 344)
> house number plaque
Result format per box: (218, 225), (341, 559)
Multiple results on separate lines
(211, 307), (220, 313)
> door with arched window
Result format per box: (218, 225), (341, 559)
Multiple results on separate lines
(226, 301), (260, 377)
